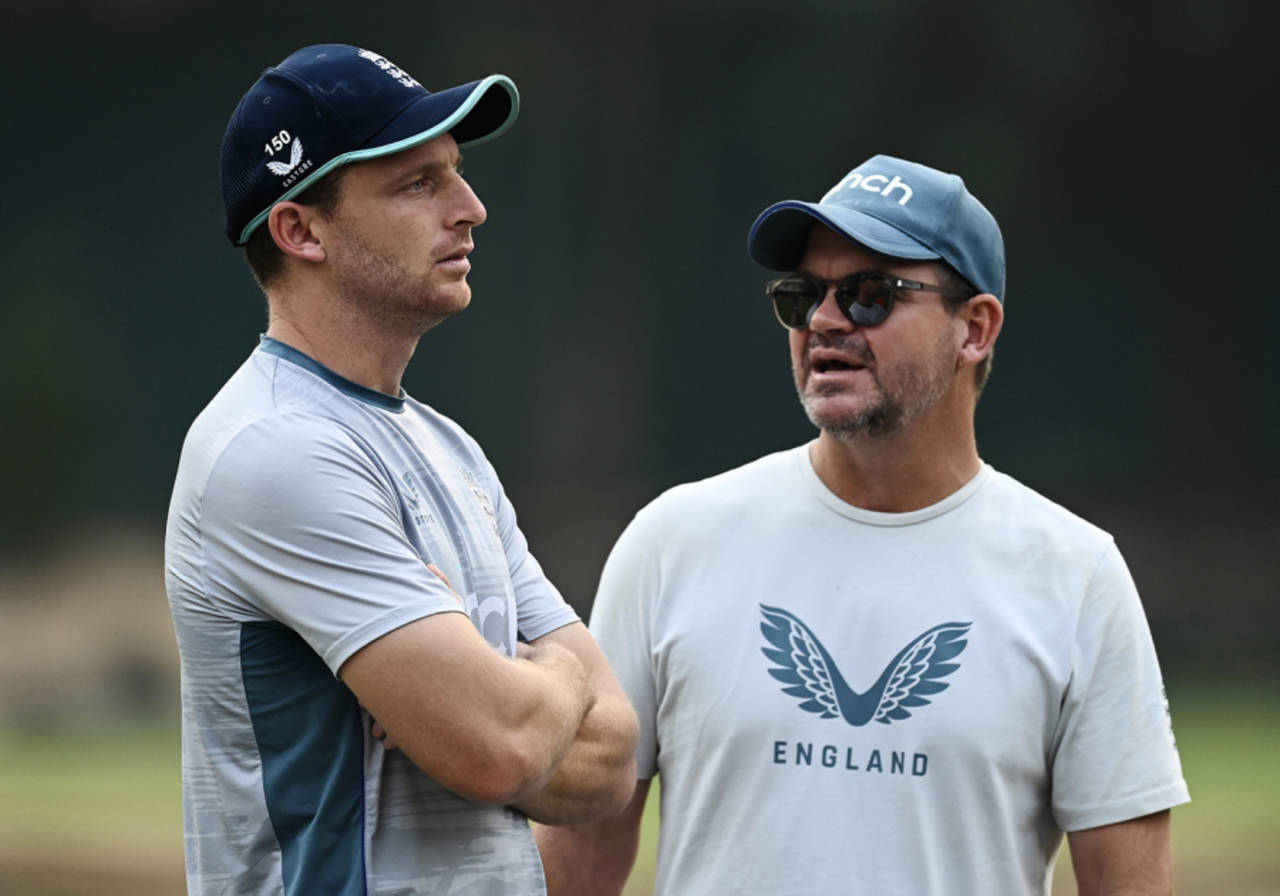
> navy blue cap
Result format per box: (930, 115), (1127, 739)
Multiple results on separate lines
(221, 44), (519, 245)
(748, 155), (1005, 301)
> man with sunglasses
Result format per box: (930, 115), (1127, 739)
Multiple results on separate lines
(537, 155), (1188, 894)
(165, 45), (637, 895)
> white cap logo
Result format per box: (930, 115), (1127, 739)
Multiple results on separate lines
(266, 136), (304, 176)
(822, 172), (914, 206)
(356, 48), (422, 89)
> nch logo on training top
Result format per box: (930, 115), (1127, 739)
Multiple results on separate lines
(822, 171), (915, 206)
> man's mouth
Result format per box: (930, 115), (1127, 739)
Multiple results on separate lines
(439, 245), (473, 264)
(812, 358), (864, 374)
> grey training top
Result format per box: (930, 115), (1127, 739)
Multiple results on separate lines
(165, 337), (578, 895)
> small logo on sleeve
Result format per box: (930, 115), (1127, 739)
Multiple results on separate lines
(759, 604), (970, 728)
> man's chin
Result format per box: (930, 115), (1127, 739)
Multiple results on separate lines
(802, 395), (899, 439)
(802, 391), (870, 424)
(401, 285), (471, 335)
(430, 283), (472, 314)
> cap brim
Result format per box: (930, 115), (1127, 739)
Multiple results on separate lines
(235, 75), (519, 244)
(748, 201), (939, 271)
(371, 74), (519, 150)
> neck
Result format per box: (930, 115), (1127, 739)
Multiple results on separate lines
(265, 286), (421, 397)
(808, 398), (981, 512)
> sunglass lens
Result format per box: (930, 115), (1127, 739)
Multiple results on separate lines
(767, 278), (821, 329)
(844, 275), (892, 325)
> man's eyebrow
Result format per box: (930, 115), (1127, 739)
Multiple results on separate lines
(387, 154), (464, 182)
(794, 266), (890, 279)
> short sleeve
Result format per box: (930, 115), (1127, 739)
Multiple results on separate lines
(201, 413), (464, 674)
(588, 501), (664, 780)
(1050, 542), (1191, 830)
(457, 435), (578, 642)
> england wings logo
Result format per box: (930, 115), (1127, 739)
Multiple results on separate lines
(758, 604), (971, 727)
(266, 138), (304, 176)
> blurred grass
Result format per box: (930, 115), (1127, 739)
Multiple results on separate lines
(0, 687), (1275, 894)
(0, 718), (183, 875)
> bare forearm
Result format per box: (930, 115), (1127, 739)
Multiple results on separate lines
(344, 616), (595, 806)
(535, 779), (650, 896)
(1074, 871), (1172, 896)
(1077, 885), (1170, 896)
(497, 640), (598, 804)
(514, 691), (638, 824)
(1069, 811), (1173, 896)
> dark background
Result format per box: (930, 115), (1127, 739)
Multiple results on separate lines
(2, 0), (1276, 686)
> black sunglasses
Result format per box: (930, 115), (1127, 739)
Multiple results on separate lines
(766, 271), (973, 330)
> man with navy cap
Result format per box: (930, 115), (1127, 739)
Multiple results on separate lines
(537, 155), (1188, 894)
(165, 44), (637, 895)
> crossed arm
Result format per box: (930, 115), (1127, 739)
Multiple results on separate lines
(510, 621), (638, 823)
(340, 611), (637, 820)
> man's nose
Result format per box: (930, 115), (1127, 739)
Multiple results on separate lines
(807, 286), (855, 332)
(451, 177), (487, 228)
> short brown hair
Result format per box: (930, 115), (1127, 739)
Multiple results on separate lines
(936, 262), (994, 398)
(242, 167), (348, 290)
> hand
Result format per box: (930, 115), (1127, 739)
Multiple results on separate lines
(427, 563), (465, 607)
(371, 717), (399, 751)
(516, 639), (594, 710)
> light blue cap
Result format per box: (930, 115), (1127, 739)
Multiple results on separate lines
(748, 154), (1006, 301)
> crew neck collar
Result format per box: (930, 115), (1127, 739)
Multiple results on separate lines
(258, 335), (406, 413)
(794, 443), (990, 526)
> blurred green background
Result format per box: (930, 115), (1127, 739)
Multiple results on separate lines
(1, 0), (1276, 892)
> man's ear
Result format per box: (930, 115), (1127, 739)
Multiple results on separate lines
(267, 201), (328, 265)
(958, 294), (1003, 370)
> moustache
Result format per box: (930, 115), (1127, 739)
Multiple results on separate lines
(805, 333), (875, 366)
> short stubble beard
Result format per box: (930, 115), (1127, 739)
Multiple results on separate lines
(794, 327), (957, 440)
(329, 226), (464, 338)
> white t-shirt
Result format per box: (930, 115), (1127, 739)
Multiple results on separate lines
(165, 337), (578, 896)
(590, 445), (1189, 896)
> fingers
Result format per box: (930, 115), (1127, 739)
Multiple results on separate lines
(427, 563), (464, 607)
(426, 563), (454, 590)
(370, 718), (399, 751)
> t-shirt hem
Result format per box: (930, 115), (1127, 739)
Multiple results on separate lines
(324, 603), (466, 674)
(1056, 780), (1191, 831)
